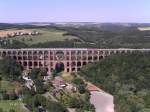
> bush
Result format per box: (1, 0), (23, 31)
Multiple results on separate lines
(9, 109), (16, 112)
(0, 108), (3, 112)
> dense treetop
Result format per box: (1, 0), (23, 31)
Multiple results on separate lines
(79, 53), (150, 112)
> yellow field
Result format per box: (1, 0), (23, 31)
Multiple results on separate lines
(0, 29), (33, 38)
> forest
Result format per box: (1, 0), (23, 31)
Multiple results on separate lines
(79, 52), (150, 112)
(1, 23), (150, 48)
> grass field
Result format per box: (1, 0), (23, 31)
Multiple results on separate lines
(0, 80), (27, 112)
(62, 72), (74, 82)
(9, 28), (80, 45)
(0, 80), (14, 91)
(0, 80), (23, 94)
(0, 100), (28, 112)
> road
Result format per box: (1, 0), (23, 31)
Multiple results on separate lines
(90, 91), (114, 112)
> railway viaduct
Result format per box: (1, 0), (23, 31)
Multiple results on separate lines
(0, 48), (149, 74)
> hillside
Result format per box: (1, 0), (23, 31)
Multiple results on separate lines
(1, 23), (150, 48)
(79, 53), (150, 112)
(57, 25), (150, 48)
(8, 28), (81, 45)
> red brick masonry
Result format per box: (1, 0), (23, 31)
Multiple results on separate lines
(0, 48), (148, 74)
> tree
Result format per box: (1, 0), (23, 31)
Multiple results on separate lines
(0, 108), (3, 112)
(72, 77), (86, 94)
(0, 58), (23, 81)
(28, 68), (48, 94)
(78, 85), (86, 94)
(8, 90), (18, 100)
(51, 70), (57, 78)
(72, 77), (85, 86)
(9, 109), (16, 112)
(68, 97), (80, 108)
(23, 94), (67, 112)
(79, 53), (150, 112)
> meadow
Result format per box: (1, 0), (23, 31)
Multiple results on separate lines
(0, 100), (28, 112)
(9, 28), (80, 45)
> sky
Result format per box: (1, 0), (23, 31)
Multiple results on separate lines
(0, 0), (150, 23)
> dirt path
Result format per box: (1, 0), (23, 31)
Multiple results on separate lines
(90, 91), (114, 112)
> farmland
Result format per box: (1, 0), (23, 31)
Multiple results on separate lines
(5, 28), (81, 45)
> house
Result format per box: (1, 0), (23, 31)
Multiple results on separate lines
(52, 76), (66, 88)
(87, 84), (99, 92)
(65, 83), (77, 92)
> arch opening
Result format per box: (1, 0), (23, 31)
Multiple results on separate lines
(55, 62), (64, 73)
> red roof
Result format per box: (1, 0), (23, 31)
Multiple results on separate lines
(52, 76), (65, 87)
(87, 85), (99, 91)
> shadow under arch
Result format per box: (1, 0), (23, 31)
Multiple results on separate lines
(55, 62), (65, 73)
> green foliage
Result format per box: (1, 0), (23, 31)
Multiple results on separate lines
(51, 70), (57, 78)
(0, 108), (3, 112)
(23, 94), (67, 112)
(58, 25), (150, 48)
(79, 53), (150, 112)
(0, 58), (23, 81)
(28, 68), (48, 94)
(1, 24), (150, 48)
(78, 85), (86, 94)
(9, 109), (16, 112)
(73, 77), (85, 85)
(0, 40), (28, 49)
(0, 100), (27, 112)
(72, 77), (86, 94)
(58, 91), (95, 112)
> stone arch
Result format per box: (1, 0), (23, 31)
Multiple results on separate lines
(13, 56), (17, 60)
(93, 56), (98, 60)
(88, 51), (92, 54)
(44, 51), (48, 55)
(28, 51), (32, 55)
(55, 62), (64, 73)
(82, 56), (87, 60)
(71, 68), (76, 72)
(23, 61), (27, 66)
(23, 51), (27, 55)
(23, 56), (27, 60)
(33, 51), (37, 55)
(13, 51), (17, 55)
(105, 51), (109, 55)
(77, 68), (81, 71)
(8, 51), (11, 55)
(99, 51), (103, 55)
(18, 56), (22, 60)
(94, 51), (98, 55)
(99, 56), (103, 60)
(110, 51), (114, 55)
(88, 56), (92, 60)
(82, 51), (87, 55)
(28, 61), (32, 67)
(83, 61), (87, 66)
(18, 61), (22, 65)
(77, 61), (81, 66)
(18, 51), (22, 55)
(34, 61), (38, 66)
(72, 61), (76, 66)
(77, 56), (81, 60)
(2, 51), (6, 57)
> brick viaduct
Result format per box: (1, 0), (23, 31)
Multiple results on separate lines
(0, 48), (149, 74)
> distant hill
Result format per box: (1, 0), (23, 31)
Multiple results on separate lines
(1, 22), (150, 48)
(0, 23), (45, 30)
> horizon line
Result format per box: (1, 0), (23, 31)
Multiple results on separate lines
(1, 21), (150, 24)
